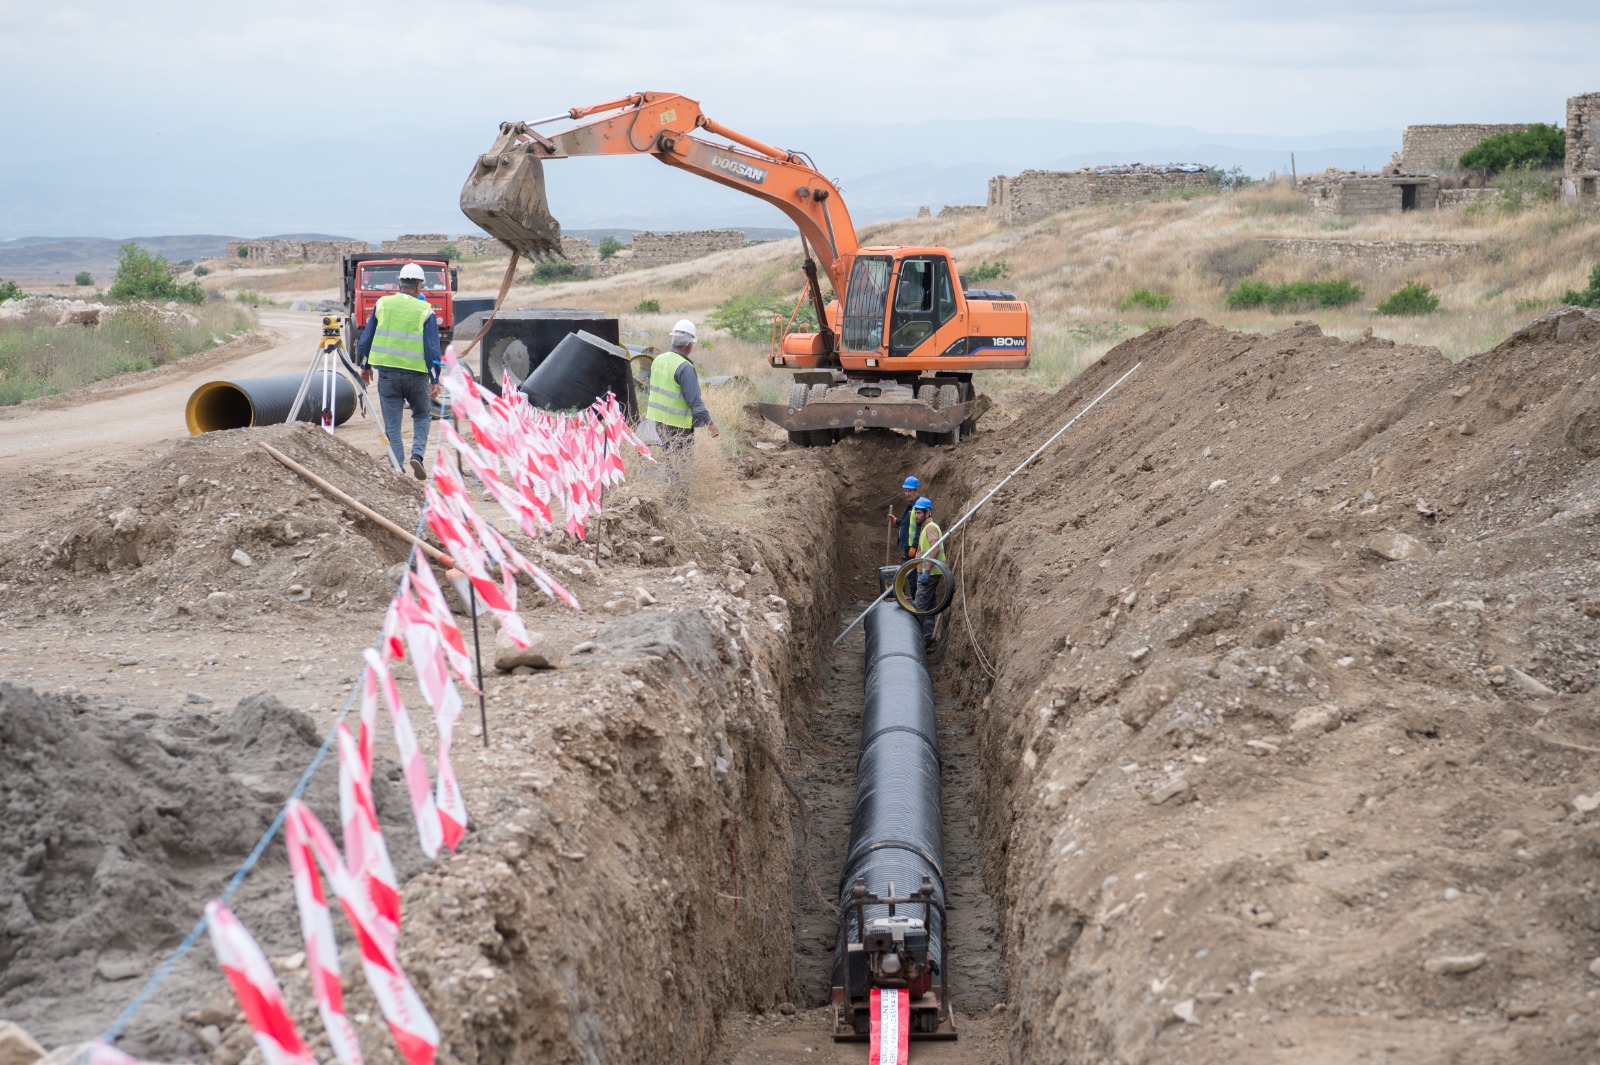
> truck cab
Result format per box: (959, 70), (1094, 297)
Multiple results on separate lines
(341, 253), (459, 352)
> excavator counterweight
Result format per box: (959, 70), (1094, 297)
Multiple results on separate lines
(459, 93), (1031, 446)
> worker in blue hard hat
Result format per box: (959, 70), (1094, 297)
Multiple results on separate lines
(911, 496), (947, 648)
(888, 475), (924, 561)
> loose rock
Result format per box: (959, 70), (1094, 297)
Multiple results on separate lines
(1366, 531), (1431, 562)
(493, 629), (562, 671)
(1422, 952), (1486, 975)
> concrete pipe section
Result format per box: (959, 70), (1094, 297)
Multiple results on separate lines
(185, 373), (356, 435)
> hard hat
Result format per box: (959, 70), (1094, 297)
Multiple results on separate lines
(399, 263), (426, 283)
(671, 318), (697, 340)
(913, 496), (932, 511)
(902, 476), (920, 490)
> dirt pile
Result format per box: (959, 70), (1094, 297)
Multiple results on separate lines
(0, 683), (423, 1059)
(932, 309), (1600, 1062)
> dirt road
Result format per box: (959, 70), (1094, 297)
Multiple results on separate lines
(0, 309), (414, 537)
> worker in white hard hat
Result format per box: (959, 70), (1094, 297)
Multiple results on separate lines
(357, 261), (441, 479)
(646, 319), (719, 470)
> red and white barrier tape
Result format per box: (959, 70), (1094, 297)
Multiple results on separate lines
(285, 800), (365, 1065)
(869, 988), (910, 1065)
(205, 900), (316, 1065)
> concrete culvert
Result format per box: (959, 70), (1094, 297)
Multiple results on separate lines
(185, 372), (356, 434)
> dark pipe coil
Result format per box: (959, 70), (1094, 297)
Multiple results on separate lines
(834, 599), (945, 984)
(185, 372), (356, 435)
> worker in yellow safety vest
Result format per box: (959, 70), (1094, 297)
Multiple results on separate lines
(911, 496), (947, 648)
(357, 262), (441, 479)
(648, 319), (720, 460)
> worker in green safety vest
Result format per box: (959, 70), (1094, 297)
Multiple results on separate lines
(647, 319), (719, 471)
(911, 496), (947, 648)
(357, 262), (441, 479)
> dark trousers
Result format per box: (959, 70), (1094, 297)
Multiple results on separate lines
(376, 369), (431, 468)
(914, 573), (943, 643)
(655, 423), (694, 480)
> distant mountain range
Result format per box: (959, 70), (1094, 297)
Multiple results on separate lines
(0, 117), (1401, 252)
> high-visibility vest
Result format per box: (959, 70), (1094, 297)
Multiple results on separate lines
(368, 293), (433, 374)
(648, 350), (694, 428)
(917, 518), (946, 573)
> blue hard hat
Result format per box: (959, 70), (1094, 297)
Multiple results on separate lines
(902, 476), (920, 489)
(913, 496), (932, 511)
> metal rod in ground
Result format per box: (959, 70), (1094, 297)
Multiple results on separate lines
(469, 583), (488, 747)
(832, 361), (1142, 646)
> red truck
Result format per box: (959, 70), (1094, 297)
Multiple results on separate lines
(340, 253), (460, 352)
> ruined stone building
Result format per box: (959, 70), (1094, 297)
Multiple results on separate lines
(1300, 172), (1441, 216)
(986, 165), (1212, 224)
(1397, 124), (1533, 174)
(1564, 93), (1600, 205)
(224, 239), (368, 265)
(628, 230), (746, 268)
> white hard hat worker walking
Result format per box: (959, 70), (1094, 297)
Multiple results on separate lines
(357, 261), (442, 478)
(646, 319), (720, 473)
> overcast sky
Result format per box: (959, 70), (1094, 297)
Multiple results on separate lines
(1, 0), (1595, 238)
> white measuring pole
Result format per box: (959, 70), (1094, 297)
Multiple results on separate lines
(832, 361), (1142, 647)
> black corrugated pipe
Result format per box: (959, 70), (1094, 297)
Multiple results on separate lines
(185, 373), (356, 435)
(833, 598), (947, 1035)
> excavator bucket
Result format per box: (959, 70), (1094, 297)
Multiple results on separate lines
(460, 137), (563, 259)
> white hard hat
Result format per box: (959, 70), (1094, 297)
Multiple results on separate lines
(671, 318), (697, 340)
(399, 263), (426, 283)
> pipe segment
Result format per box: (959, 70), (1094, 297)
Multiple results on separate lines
(186, 373), (356, 435)
(834, 599), (946, 984)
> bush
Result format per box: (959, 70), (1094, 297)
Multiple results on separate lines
(1206, 165), (1256, 191)
(1562, 263), (1600, 308)
(74, 271), (93, 287)
(599, 236), (623, 260)
(707, 293), (817, 343)
(1225, 278), (1364, 312)
(237, 245), (249, 258)
(527, 259), (592, 284)
(234, 290), (277, 307)
(1376, 282), (1441, 316)
(108, 243), (205, 305)
(437, 243), (459, 261)
(965, 260), (1010, 284)
(1119, 288), (1172, 312)
(0, 279), (22, 302)
(634, 298), (661, 314)
(193, 264), (210, 277)
(1459, 123), (1565, 173)
(1513, 297), (1550, 312)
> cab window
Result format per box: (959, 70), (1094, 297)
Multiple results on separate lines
(889, 257), (956, 356)
(842, 256), (892, 352)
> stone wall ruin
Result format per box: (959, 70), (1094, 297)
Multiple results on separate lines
(628, 230), (746, 268)
(986, 166), (1213, 224)
(1299, 173), (1440, 217)
(1398, 124), (1534, 174)
(1564, 93), (1600, 206)
(223, 239), (368, 265)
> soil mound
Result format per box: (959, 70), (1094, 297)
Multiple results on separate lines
(937, 310), (1600, 1063)
(0, 682), (419, 1057)
(0, 423), (427, 620)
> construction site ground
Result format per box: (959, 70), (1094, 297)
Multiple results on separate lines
(1, 301), (1598, 1065)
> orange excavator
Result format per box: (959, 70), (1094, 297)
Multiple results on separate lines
(460, 91), (1030, 446)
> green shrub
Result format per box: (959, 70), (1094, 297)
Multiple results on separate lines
(965, 260), (1010, 284)
(1458, 123), (1565, 173)
(237, 245), (249, 258)
(599, 236), (623, 260)
(1225, 278), (1363, 312)
(634, 298), (661, 314)
(0, 279), (22, 302)
(708, 292), (817, 343)
(74, 271), (93, 287)
(193, 264), (210, 277)
(1514, 296), (1551, 312)
(1205, 165), (1255, 191)
(527, 259), (592, 284)
(108, 243), (205, 305)
(1119, 288), (1172, 312)
(1562, 263), (1600, 308)
(1376, 282), (1441, 316)
(234, 290), (277, 307)
(437, 243), (459, 261)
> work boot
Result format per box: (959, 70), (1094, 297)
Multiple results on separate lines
(410, 457), (426, 481)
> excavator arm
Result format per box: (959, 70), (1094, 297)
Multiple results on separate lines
(461, 92), (858, 296)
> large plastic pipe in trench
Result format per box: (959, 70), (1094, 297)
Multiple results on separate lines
(834, 599), (945, 981)
(185, 373), (356, 435)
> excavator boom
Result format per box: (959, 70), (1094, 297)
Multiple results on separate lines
(461, 92), (856, 293)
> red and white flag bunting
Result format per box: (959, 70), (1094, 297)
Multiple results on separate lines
(287, 801), (440, 1065)
(204, 900), (316, 1065)
(393, 594), (467, 851)
(362, 648), (444, 860)
(284, 800), (365, 1065)
(337, 721), (401, 951)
